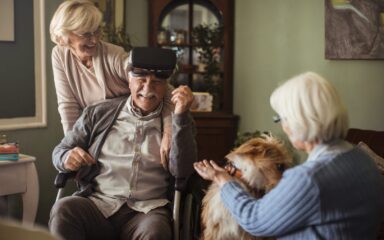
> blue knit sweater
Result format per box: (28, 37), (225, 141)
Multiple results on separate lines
(221, 140), (384, 239)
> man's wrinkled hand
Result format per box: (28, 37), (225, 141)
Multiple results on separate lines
(171, 86), (194, 114)
(160, 132), (171, 170)
(64, 147), (96, 171)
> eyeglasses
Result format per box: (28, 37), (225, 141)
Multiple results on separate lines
(74, 28), (101, 40)
(272, 115), (281, 123)
(130, 67), (173, 80)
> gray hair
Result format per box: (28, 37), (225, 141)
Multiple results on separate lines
(50, 0), (102, 46)
(270, 72), (349, 143)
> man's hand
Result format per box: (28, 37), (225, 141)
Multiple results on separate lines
(64, 147), (96, 171)
(171, 86), (194, 114)
(160, 132), (171, 170)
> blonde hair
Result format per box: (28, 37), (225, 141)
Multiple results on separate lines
(270, 72), (349, 143)
(50, 0), (102, 46)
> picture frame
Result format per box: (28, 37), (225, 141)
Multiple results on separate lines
(92, 0), (125, 30)
(0, 0), (15, 41)
(0, 0), (46, 130)
(325, 0), (384, 59)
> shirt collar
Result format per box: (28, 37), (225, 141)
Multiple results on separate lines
(306, 139), (353, 162)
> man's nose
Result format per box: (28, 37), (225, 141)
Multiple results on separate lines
(142, 76), (156, 89)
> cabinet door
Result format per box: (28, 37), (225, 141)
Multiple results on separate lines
(149, 0), (234, 114)
(149, 0), (238, 162)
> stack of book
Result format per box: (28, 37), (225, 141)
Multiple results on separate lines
(0, 142), (19, 161)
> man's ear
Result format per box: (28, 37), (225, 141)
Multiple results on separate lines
(127, 76), (133, 91)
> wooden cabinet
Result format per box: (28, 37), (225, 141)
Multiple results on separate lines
(193, 112), (238, 163)
(148, 0), (238, 162)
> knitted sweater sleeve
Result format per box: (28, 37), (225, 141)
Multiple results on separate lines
(52, 46), (82, 134)
(220, 168), (321, 237)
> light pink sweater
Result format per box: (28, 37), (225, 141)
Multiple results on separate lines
(52, 41), (172, 134)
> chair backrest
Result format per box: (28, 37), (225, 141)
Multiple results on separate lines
(345, 128), (384, 158)
(345, 128), (384, 240)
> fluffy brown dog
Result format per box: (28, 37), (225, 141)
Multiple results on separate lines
(201, 135), (293, 240)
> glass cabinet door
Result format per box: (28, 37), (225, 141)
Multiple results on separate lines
(149, 0), (234, 114)
(149, 0), (238, 167)
(155, 1), (224, 111)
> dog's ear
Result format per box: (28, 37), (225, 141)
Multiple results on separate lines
(263, 136), (293, 166)
(234, 138), (267, 156)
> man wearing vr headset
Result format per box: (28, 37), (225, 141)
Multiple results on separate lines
(49, 47), (197, 240)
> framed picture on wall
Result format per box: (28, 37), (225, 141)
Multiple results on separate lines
(0, 0), (15, 41)
(325, 0), (384, 59)
(0, 0), (46, 130)
(91, 0), (125, 30)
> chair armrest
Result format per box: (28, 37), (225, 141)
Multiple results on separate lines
(54, 172), (76, 189)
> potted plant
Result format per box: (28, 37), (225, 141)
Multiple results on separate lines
(102, 25), (132, 52)
(234, 130), (264, 148)
(192, 23), (224, 110)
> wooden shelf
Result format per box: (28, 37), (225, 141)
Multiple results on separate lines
(157, 43), (224, 48)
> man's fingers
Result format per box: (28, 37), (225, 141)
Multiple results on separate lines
(160, 149), (169, 171)
(73, 147), (96, 165)
(172, 85), (194, 113)
(160, 133), (171, 170)
(64, 147), (96, 171)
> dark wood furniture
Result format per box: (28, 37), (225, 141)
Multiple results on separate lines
(148, 0), (238, 162)
(345, 128), (384, 240)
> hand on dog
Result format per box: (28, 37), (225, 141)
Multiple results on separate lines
(194, 160), (233, 187)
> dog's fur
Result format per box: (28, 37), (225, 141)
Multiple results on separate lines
(201, 135), (293, 240)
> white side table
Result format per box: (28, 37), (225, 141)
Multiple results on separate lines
(0, 154), (39, 226)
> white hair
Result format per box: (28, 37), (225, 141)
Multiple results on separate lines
(49, 0), (102, 46)
(270, 72), (349, 143)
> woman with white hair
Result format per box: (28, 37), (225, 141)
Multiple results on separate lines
(50, 0), (173, 166)
(194, 72), (384, 239)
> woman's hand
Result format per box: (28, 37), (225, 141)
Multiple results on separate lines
(194, 160), (233, 187)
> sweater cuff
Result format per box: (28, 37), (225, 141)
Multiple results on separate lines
(173, 111), (191, 126)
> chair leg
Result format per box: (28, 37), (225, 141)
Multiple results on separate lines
(55, 188), (65, 203)
(182, 194), (193, 240)
(173, 190), (181, 240)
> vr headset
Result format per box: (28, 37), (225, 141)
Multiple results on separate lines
(128, 47), (176, 79)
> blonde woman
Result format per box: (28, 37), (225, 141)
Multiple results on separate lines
(50, 0), (173, 167)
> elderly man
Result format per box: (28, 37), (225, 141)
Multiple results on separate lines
(49, 47), (197, 240)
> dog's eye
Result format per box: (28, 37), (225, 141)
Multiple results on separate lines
(276, 163), (285, 173)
